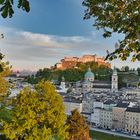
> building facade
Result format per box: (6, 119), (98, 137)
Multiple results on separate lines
(112, 102), (129, 131)
(63, 99), (83, 115)
(100, 109), (113, 129)
(91, 108), (101, 127)
(125, 107), (140, 135)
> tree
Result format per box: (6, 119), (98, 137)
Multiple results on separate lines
(0, 52), (11, 139)
(0, 52), (11, 101)
(0, 0), (30, 18)
(137, 67), (140, 76)
(27, 62), (111, 84)
(66, 109), (90, 140)
(83, 0), (140, 61)
(124, 66), (129, 72)
(0, 105), (12, 123)
(3, 81), (68, 140)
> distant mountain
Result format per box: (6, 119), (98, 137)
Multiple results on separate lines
(12, 70), (37, 77)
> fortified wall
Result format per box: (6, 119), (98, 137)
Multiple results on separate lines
(55, 54), (111, 70)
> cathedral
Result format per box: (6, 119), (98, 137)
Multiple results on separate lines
(56, 67), (118, 94)
(75, 67), (118, 93)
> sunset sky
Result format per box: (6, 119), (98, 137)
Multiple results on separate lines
(0, 0), (139, 70)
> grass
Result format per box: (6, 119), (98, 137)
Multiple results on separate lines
(90, 131), (133, 140)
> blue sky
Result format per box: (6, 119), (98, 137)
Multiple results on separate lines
(0, 0), (139, 70)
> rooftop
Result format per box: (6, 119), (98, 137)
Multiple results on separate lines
(116, 102), (129, 108)
(104, 99), (116, 105)
(126, 107), (140, 113)
(63, 96), (82, 103)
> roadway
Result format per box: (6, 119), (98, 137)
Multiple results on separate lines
(90, 128), (140, 140)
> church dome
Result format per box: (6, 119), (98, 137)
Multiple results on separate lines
(84, 68), (95, 81)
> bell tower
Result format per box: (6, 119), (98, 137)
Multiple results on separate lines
(61, 76), (66, 91)
(112, 67), (118, 92)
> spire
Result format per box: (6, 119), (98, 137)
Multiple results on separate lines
(88, 67), (91, 72)
(112, 66), (118, 92)
(113, 66), (117, 75)
(61, 76), (65, 82)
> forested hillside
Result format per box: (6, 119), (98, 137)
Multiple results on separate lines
(26, 62), (112, 84)
(26, 63), (140, 89)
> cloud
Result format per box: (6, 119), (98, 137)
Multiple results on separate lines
(1, 28), (90, 48)
(0, 26), (115, 70)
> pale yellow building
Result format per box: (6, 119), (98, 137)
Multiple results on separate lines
(112, 102), (129, 131)
(125, 107), (140, 135)
(100, 109), (113, 129)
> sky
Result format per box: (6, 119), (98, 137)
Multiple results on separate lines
(0, 0), (139, 71)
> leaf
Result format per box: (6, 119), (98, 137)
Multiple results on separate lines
(83, 0), (140, 61)
(0, 0), (30, 18)
(1, 5), (8, 18)
(18, 0), (30, 12)
(3, 81), (68, 140)
(0, 0), (5, 4)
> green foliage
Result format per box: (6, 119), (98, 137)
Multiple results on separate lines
(3, 81), (68, 140)
(26, 62), (112, 84)
(90, 131), (133, 140)
(0, 53), (11, 139)
(25, 75), (38, 84)
(26, 63), (140, 88)
(0, 0), (30, 18)
(83, 0), (140, 61)
(0, 106), (12, 123)
(0, 52), (11, 101)
(66, 109), (90, 140)
(137, 67), (140, 76)
(58, 69), (84, 82)
(118, 74), (126, 89)
(117, 67), (140, 88)
(122, 73), (139, 86)
(124, 66), (129, 72)
(0, 135), (7, 140)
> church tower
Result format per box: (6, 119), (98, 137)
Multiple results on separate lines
(112, 67), (118, 92)
(61, 76), (66, 91)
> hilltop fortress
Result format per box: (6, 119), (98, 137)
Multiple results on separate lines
(55, 54), (111, 70)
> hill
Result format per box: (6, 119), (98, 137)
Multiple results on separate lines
(26, 61), (112, 84)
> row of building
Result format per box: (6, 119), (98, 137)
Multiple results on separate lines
(63, 97), (140, 135)
(55, 67), (140, 136)
(54, 54), (111, 70)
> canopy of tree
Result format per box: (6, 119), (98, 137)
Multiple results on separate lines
(0, 53), (11, 101)
(0, 105), (12, 123)
(26, 62), (112, 84)
(0, 0), (30, 18)
(83, 0), (140, 61)
(66, 109), (90, 140)
(26, 63), (140, 89)
(3, 81), (68, 140)
(0, 53), (12, 139)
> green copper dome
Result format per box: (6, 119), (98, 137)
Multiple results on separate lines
(84, 68), (95, 80)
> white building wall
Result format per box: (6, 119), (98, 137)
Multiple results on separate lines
(93, 102), (104, 109)
(91, 108), (101, 126)
(100, 109), (113, 129)
(64, 101), (82, 115)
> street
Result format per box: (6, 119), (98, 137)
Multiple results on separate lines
(90, 128), (140, 140)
